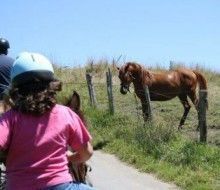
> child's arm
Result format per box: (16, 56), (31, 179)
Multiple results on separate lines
(67, 141), (93, 164)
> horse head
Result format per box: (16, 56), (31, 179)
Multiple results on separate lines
(66, 91), (89, 183)
(117, 62), (149, 94)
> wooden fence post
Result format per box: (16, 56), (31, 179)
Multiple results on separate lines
(86, 73), (97, 107)
(143, 85), (152, 121)
(198, 90), (208, 143)
(106, 68), (114, 114)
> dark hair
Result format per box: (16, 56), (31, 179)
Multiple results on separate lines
(9, 80), (62, 115)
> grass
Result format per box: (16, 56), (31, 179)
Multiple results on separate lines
(86, 108), (220, 190)
(56, 60), (220, 190)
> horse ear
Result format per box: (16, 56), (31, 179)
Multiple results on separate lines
(70, 91), (81, 112)
(124, 62), (130, 72)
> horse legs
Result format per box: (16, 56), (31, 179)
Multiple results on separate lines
(188, 91), (200, 130)
(188, 91), (199, 110)
(178, 94), (191, 129)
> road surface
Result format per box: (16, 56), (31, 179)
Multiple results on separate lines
(87, 150), (179, 190)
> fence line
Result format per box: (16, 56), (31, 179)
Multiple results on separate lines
(62, 70), (210, 143)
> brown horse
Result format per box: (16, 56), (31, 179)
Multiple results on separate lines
(66, 91), (91, 184)
(118, 62), (208, 129)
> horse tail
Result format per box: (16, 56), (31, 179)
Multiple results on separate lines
(193, 70), (208, 109)
(193, 70), (207, 90)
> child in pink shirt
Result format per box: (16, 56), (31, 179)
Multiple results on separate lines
(0, 52), (95, 190)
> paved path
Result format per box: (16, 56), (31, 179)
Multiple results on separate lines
(87, 151), (179, 190)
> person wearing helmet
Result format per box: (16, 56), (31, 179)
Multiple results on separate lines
(0, 52), (95, 190)
(0, 38), (14, 113)
(0, 38), (10, 55)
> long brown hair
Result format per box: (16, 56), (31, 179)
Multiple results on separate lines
(9, 80), (62, 115)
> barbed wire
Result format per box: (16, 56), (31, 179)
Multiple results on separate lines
(61, 81), (219, 130)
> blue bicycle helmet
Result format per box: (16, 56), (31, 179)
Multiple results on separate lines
(11, 52), (55, 86)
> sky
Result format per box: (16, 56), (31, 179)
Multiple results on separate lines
(2, 0), (220, 71)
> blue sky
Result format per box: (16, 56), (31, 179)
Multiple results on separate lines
(2, 0), (220, 71)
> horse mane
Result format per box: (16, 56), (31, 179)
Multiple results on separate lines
(141, 67), (153, 86)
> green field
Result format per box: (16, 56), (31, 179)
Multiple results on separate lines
(56, 61), (220, 190)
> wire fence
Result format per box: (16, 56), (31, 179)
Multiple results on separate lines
(61, 71), (220, 145)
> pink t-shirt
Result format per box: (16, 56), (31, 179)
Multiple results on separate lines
(0, 104), (92, 190)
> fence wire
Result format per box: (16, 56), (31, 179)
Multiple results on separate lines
(62, 76), (220, 145)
